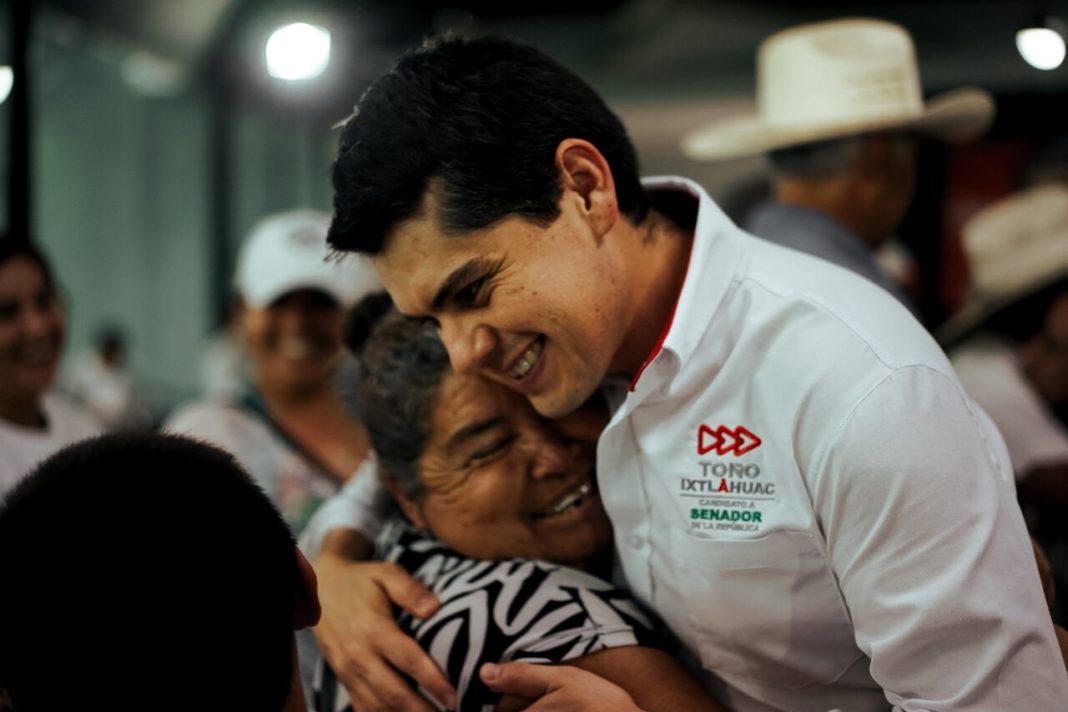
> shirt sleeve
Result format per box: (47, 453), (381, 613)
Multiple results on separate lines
(298, 458), (390, 559)
(813, 365), (1068, 710)
(498, 567), (665, 662)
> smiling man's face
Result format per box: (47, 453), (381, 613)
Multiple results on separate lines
(373, 186), (633, 419)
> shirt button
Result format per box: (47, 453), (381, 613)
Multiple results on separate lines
(627, 534), (645, 549)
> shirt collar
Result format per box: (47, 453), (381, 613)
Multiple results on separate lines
(628, 176), (743, 395)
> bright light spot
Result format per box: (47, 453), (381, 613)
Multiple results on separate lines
(266, 23), (331, 80)
(0, 67), (13, 105)
(1016, 27), (1066, 70)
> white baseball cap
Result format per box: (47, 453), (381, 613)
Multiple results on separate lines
(234, 209), (381, 308)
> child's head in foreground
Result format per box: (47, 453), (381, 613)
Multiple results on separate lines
(0, 432), (320, 711)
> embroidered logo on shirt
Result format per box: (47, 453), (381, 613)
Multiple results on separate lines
(675, 424), (772, 536)
(696, 424), (762, 456)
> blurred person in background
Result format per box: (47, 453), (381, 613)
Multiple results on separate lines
(941, 184), (1068, 626)
(0, 238), (100, 497)
(681, 18), (994, 317)
(165, 210), (380, 712)
(165, 209), (380, 536)
(64, 322), (152, 430)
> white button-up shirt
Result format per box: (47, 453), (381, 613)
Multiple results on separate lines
(603, 177), (1067, 711)
(308, 176), (1068, 711)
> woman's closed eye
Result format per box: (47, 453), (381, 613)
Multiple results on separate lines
(466, 433), (517, 467)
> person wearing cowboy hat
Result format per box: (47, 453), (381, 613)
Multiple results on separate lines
(942, 184), (1068, 522)
(682, 18), (994, 315)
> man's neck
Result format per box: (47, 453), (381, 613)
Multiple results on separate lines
(611, 206), (694, 377)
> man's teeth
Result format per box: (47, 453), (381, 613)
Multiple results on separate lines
(534, 481), (592, 519)
(511, 340), (543, 379)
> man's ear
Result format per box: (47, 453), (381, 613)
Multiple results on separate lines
(292, 548), (321, 630)
(383, 475), (429, 530)
(555, 138), (620, 238)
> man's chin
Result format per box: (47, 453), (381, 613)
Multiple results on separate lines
(529, 385), (597, 420)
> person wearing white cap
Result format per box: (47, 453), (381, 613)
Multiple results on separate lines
(682, 18), (994, 315)
(166, 209), (382, 536)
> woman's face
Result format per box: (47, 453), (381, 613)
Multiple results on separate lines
(0, 256), (64, 407)
(395, 373), (612, 568)
(241, 289), (344, 394)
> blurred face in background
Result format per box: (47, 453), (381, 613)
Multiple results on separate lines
(1021, 291), (1068, 407)
(241, 288), (344, 396)
(0, 255), (64, 411)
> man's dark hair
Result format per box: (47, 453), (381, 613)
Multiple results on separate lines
(0, 433), (304, 711)
(328, 35), (649, 255)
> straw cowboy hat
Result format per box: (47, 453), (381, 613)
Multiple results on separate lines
(681, 18), (995, 161)
(937, 184), (1068, 346)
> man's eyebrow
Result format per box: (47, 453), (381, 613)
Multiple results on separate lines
(432, 258), (490, 310)
(445, 416), (507, 453)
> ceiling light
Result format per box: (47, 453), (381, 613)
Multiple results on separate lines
(0, 67), (13, 105)
(1017, 18), (1066, 70)
(265, 22), (331, 80)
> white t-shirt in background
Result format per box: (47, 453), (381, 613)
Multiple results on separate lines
(0, 392), (102, 497)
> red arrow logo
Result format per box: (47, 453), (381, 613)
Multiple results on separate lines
(697, 425), (762, 456)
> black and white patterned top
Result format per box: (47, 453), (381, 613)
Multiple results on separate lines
(315, 521), (664, 712)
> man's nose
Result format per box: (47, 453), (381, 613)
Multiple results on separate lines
(439, 319), (496, 375)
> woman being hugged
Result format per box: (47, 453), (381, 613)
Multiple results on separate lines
(312, 313), (723, 712)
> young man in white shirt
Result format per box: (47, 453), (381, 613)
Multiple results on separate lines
(315, 35), (1068, 711)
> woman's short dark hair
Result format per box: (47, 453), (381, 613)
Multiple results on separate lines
(354, 314), (452, 496)
(328, 35), (649, 256)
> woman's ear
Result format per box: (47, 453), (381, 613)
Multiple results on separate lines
(384, 474), (429, 530)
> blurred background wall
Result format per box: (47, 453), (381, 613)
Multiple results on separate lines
(2, 0), (1068, 417)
